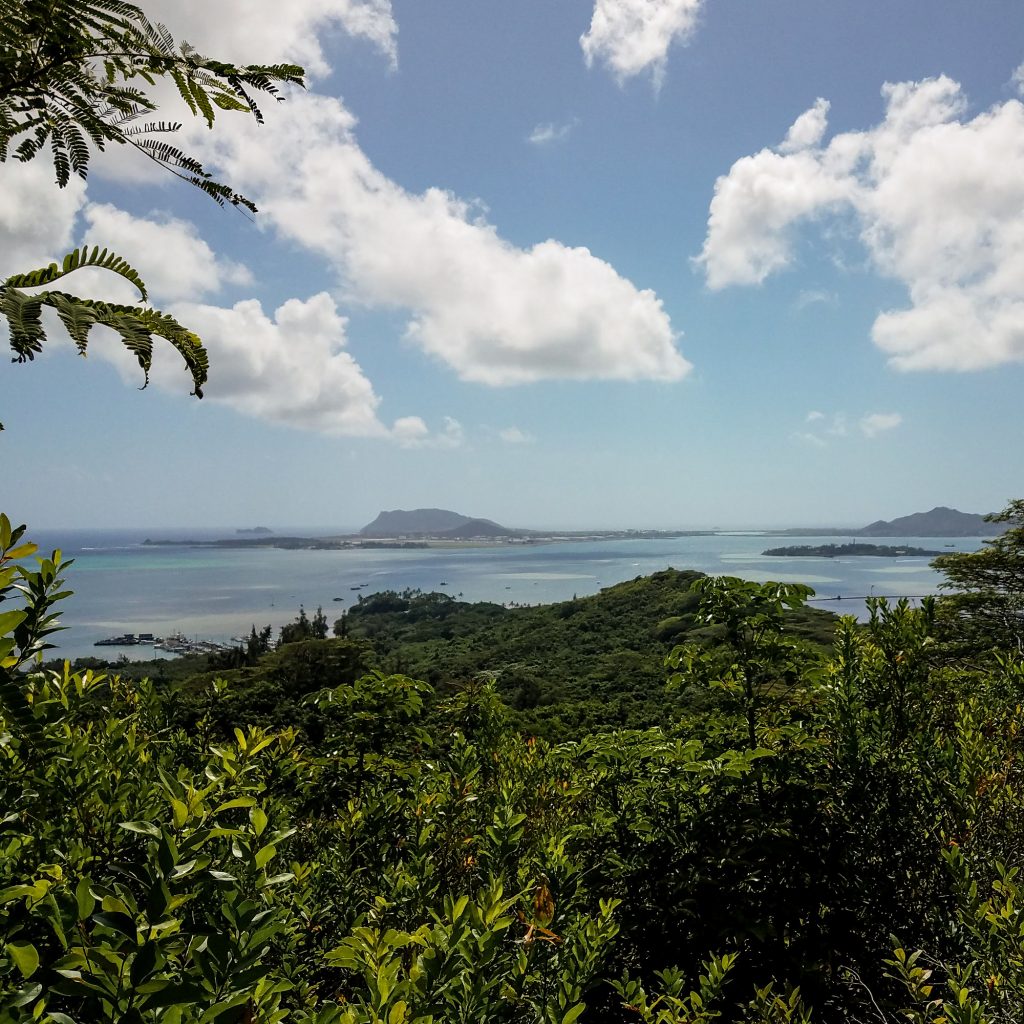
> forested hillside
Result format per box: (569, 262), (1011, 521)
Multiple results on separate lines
(340, 572), (836, 738)
(4, 507), (1024, 1023)
(103, 570), (838, 741)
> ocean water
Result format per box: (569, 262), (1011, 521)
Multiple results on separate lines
(21, 528), (985, 663)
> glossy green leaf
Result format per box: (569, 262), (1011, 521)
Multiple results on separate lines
(5, 940), (40, 978)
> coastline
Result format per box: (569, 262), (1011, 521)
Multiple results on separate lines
(141, 529), (717, 552)
(40, 530), (984, 664)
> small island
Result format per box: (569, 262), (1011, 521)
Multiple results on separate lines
(762, 542), (944, 558)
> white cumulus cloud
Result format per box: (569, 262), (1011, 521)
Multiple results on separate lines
(696, 131), (855, 289)
(1013, 62), (1024, 97)
(581, 0), (705, 84)
(1, 204), (417, 438)
(859, 412), (902, 438)
(499, 426), (535, 444)
(79, 204), (252, 302)
(697, 73), (1024, 372)
(0, 169), (250, 304)
(797, 409), (902, 446)
(779, 98), (831, 154)
(146, 0), (397, 74)
(81, 291), (411, 440)
(392, 415), (465, 449)
(528, 120), (579, 145)
(151, 293), (392, 436)
(188, 91), (690, 387)
(0, 161), (87, 276)
(86, 1), (398, 189)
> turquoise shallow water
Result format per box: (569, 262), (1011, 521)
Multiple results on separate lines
(24, 528), (984, 662)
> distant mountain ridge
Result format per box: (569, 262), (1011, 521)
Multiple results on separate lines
(360, 505), (1002, 540)
(360, 508), (512, 538)
(857, 506), (1001, 537)
(442, 517), (513, 539)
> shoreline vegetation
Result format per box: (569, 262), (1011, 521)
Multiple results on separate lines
(762, 542), (945, 557)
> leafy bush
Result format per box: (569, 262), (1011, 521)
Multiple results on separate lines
(4, 522), (1024, 1023)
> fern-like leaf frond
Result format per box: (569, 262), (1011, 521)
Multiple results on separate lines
(1, 289), (44, 359)
(5, 246), (148, 300)
(1, 3), (306, 209)
(2, 250), (208, 397)
(50, 291), (98, 352)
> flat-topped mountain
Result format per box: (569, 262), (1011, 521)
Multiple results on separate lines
(360, 508), (512, 538)
(857, 506), (1001, 537)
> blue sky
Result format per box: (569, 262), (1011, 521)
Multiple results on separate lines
(3, 0), (1023, 530)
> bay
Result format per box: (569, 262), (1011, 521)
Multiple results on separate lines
(26, 528), (984, 662)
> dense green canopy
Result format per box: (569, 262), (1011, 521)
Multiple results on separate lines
(934, 499), (1024, 657)
(4, 513), (1024, 1022)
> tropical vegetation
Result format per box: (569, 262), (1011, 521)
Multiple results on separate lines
(2, 505), (1024, 1022)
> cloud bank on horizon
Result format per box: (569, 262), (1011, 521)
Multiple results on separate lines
(697, 76), (1024, 372)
